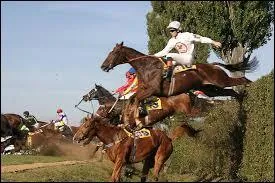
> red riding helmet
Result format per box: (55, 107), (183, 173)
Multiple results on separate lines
(57, 108), (63, 113)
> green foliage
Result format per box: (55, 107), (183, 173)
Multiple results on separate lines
(239, 70), (274, 182)
(168, 100), (242, 180)
(147, 1), (273, 64)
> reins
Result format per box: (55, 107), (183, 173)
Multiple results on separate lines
(74, 98), (93, 115)
(128, 55), (157, 62)
(108, 95), (120, 114)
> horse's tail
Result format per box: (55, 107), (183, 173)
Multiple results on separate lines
(212, 56), (259, 73)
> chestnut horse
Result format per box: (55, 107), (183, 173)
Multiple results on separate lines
(84, 84), (205, 132)
(73, 116), (173, 182)
(100, 42), (258, 122)
(27, 123), (81, 148)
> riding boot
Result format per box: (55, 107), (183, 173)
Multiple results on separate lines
(165, 66), (173, 82)
(138, 100), (147, 116)
(138, 106), (147, 116)
(164, 57), (174, 82)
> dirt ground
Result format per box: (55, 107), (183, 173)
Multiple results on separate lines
(1, 160), (93, 173)
(2, 140), (107, 173)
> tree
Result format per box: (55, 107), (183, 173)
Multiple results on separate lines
(147, 1), (274, 91)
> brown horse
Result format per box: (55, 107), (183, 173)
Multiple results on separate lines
(73, 116), (173, 182)
(27, 123), (81, 149)
(86, 84), (205, 132)
(100, 42), (258, 122)
(3, 113), (48, 133)
(1, 114), (14, 138)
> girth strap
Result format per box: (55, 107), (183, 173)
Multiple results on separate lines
(168, 77), (176, 96)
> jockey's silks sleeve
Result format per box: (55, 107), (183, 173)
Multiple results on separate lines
(123, 77), (138, 95)
(154, 32), (213, 57)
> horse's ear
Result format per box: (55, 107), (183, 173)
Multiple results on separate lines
(120, 41), (124, 46)
(95, 83), (98, 87)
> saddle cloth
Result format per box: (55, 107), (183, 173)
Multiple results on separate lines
(144, 97), (162, 111)
(173, 65), (197, 74)
(124, 128), (151, 139)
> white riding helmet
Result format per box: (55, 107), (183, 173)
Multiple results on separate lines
(167, 21), (181, 30)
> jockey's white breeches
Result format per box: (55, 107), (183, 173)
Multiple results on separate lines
(20, 124), (30, 132)
(166, 53), (193, 66)
(54, 121), (65, 131)
(33, 123), (40, 129)
(119, 92), (135, 100)
(54, 121), (65, 127)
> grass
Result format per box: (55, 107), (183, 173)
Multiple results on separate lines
(2, 160), (113, 182)
(1, 154), (199, 182)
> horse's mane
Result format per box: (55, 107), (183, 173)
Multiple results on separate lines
(95, 84), (116, 100)
(122, 46), (146, 56)
(93, 117), (121, 130)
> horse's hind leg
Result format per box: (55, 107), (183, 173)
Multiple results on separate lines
(141, 155), (155, 182)
(222, 76), (251, 87)
(214, 73), (251, 88)
(200, 85), (241, 98)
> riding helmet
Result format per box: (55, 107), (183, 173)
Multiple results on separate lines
(167, 21), (181, 30)
(128, 67), (136, 75)
(57, 108), (63, 113)
(23, 111), (29, 116)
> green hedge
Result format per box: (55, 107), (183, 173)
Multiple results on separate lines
(239, 70), (274, 182)
(168, 100), (242, 180)
(166, 70), (274, 181)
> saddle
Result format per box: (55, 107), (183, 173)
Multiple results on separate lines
(159, 57), (197, 79)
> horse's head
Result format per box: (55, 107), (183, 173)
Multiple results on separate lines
(83, 84), (116, 104)
(101, 42), (125, 72)
(73, 116), (98, 143)
(83, 88), (97, 102)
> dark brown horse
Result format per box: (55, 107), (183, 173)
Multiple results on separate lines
(85, 84), (207, 133)
(2, 113), (34, 139)
(3, 113), (48, 134)
(73, 116), (173, 182)
(82, 84), (124, 125)
(100, 42), (258, 122)
(1, 114), (14, 138)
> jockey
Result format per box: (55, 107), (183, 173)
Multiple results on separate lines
(154, 20), (222, 81)
(51, 108), (69, 134)
(23, 111), (39, 129)
(114, 67), (138, 100)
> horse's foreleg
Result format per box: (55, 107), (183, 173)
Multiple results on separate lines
(153, 140), (173, 181)
(141, 157), (154, 182)
(133, 99), (142, 127)
(111, 158), (124, 182)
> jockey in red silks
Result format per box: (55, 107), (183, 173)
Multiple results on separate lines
(115, 67), (138, 100)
